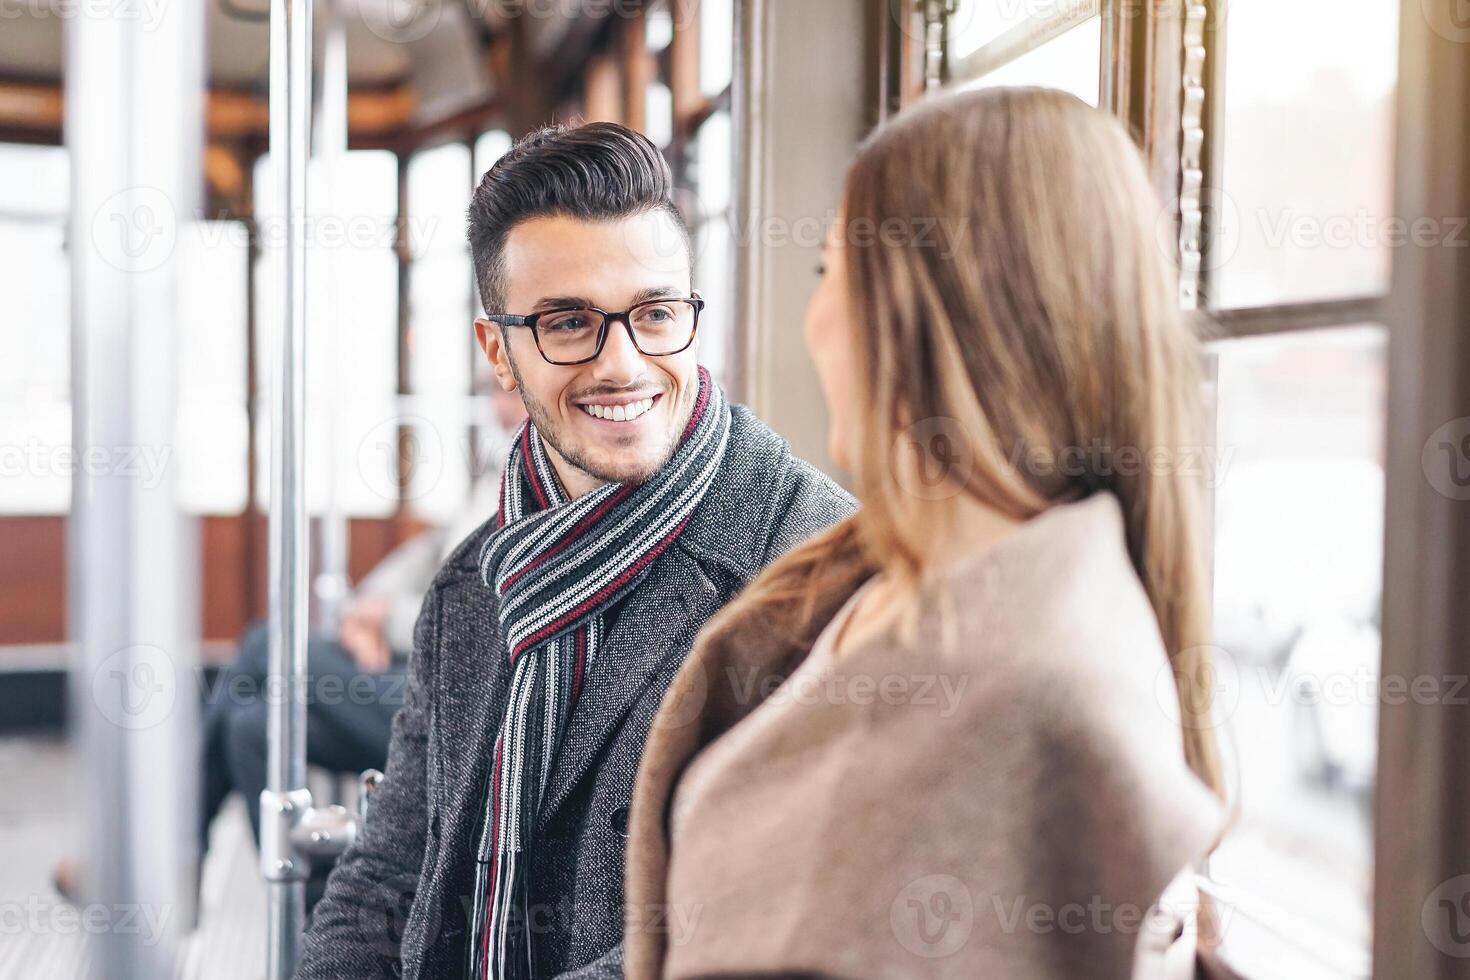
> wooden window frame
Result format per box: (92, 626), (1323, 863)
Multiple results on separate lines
(885, 1), (1183, 191)
(1371, 2), (1470, 977)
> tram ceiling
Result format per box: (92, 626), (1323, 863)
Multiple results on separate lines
(0, 0), (673, 146)
(0, 0), (661, 146)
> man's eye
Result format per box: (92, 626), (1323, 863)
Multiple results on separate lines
(544, 314), (589, 332)
(642, 307), (672, 322)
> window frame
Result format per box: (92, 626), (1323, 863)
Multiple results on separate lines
(1371, 3), (1470, 977)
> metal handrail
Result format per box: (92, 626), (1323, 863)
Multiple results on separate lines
(260, 2), (366, 975)
(261, 0), (316, 974)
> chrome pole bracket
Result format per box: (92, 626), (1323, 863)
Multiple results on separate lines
(260, 788), (360, 883)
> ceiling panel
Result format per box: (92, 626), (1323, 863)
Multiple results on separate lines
(0, 0), (421, 88)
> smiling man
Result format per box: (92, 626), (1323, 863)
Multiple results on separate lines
(298, 123), (853, 980)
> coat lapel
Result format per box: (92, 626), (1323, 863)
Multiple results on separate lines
(435, 581), (511, 851)
(535, 543), (725, 829)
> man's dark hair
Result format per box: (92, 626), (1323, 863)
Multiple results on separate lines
(467, 121), (692, 313)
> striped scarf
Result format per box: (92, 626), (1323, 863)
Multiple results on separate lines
(468, 366), (731, 980)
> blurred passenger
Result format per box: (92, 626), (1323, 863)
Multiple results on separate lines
(52, 388), (525, 911)
(625, 87), (1229, 979)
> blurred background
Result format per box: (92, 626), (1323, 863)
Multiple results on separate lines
(1, 1), (1468, 978)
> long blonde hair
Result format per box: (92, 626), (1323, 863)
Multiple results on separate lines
(734, 86), (1223, 797)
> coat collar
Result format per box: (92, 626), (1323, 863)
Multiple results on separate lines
(670, 403), (794, 581)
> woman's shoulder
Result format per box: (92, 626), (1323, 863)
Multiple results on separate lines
(934, 493), (1163, 663)
(873, 493), (1186, 762)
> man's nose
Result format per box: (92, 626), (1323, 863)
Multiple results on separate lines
(592, 318), (646, 381)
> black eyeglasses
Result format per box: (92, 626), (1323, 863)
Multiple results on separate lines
(484, 295), (704, 366)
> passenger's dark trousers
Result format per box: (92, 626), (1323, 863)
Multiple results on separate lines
(200, 622), (408, 903)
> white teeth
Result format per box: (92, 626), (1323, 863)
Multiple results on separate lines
(580, 397), (655, 422)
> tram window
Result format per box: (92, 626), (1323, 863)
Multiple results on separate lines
(953, 14), (1101, 107)
(947, 0), (1090, 62)
(177, 221), (250, 515)
(692, 108), (733, 384)
(699, 0), (734, 97)
(646, 81), (675, 149)
(474, 129), (513, 189)
(406, 143), (475, 522)
(251, 150), (400, 517)
(1207, 325), (1386, 970)
(695, 108), (733, 215)
(407, 142), (471, 258)
(0, 218), (69, 515)
(474, 130), (513, 404)
(309, 245), (400, 517)
(1, 145), (252, 517)
(0, 143), (68, 215)
(1215, 0), (1399, 309)
(0, 144), (69, 515)
(646, 0), (676, 52)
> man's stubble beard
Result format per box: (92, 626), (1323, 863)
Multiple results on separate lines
(504, 348), (695, 488)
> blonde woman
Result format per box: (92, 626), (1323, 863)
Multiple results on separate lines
(624, 87), (1228, 979)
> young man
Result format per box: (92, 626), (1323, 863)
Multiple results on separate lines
(298, 122), (853, 979)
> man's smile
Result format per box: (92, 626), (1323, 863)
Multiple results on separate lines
(573, 391), (664, 425)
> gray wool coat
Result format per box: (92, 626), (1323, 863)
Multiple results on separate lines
(296, 405), (855, 980)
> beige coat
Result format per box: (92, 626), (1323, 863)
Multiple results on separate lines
(624, 493), (1225, 979)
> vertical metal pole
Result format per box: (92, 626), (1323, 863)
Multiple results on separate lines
(65, 0), (203, 977)
(265, 0), (313, 972)
(314, 0), (351, 634)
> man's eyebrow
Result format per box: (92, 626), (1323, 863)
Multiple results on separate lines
(530, 295), (594, 312)
(529, 287), (683, 312)
(630, 285), (681, 304)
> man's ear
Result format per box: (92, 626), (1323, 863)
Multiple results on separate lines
(474, 318), (518, 393)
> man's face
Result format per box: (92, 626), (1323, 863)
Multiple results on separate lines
(474, 211), (699, 494)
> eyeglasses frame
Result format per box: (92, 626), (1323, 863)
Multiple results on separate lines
(483, 294), (705, 366)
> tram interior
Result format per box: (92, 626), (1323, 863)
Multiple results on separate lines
(1, 1), (1468, 978)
